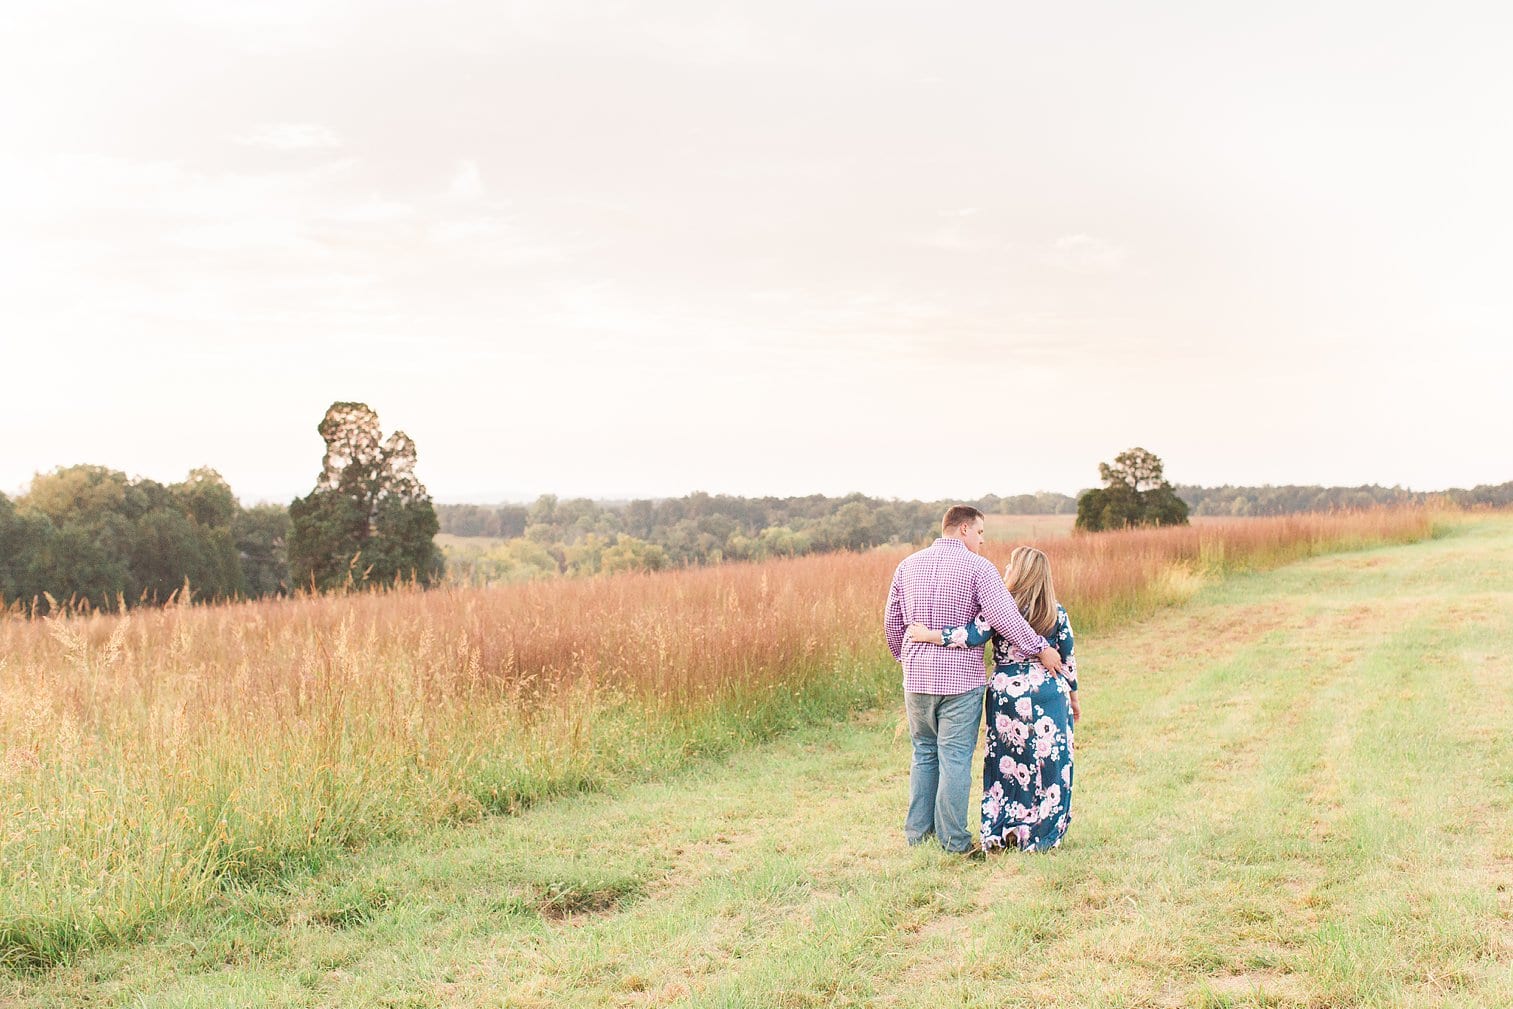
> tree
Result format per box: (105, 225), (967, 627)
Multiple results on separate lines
(0, 493), (54, 606)
(8, 464), (269, 609)
(235, 503), (291, 597)
(165, 468), (245, 599)
(757, 525), (812, 558)
(601, 535), (668, 574)
(288, 402), (442, 591)
(1098, 447), (1169, 494)
(129, 495), (208, 603)
(23, 466), (136, 607)
(1076, 447), (1190, 532)
(814, 501), (879, 552)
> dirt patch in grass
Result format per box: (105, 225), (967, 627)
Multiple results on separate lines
(502, 874), (646, 920)
(1205, 968), (1313, 1002)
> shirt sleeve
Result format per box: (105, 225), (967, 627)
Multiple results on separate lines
(884, 565), (906, 661)
(974, 564), (1050, 656)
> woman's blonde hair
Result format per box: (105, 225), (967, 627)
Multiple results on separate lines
(1004, 546), (1058, 637)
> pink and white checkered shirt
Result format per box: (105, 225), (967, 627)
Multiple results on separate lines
(884, 538), (1051, 695)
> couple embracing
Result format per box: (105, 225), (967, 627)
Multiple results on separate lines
(884, 506), (1080, 857)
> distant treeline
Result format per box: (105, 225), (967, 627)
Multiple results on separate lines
(438, 491), (1077, 539)
(1174, 481), (1513, 516)
(8, 464), (1510, 608)
(436, 491), (1079, 583)
(0, 465), (288, 613)
(440, 480), (1513, 583)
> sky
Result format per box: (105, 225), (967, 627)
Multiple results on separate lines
(2, 1), (1510, 505)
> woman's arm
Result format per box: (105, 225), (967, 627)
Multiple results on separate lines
(1055, 607), (1079, 717)
(906, 615), (994, 649)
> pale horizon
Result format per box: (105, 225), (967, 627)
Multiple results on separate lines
(3, 1), (1510, 507)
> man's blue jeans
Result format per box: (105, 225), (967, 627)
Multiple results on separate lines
(904, 686), (985, 853)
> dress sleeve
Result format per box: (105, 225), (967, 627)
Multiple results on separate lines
(935, 614), (995, 649)
(1054, 606), (1078, 692)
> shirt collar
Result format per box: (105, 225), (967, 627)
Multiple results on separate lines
(934, 537), (967, 550)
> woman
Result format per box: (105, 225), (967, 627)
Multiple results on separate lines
(908, 546), (1079, 852)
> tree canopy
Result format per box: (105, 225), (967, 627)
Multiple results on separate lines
(288, 402), (441, 591)
(0, 465), (281, 612)
(1077, 448), (1191, 532)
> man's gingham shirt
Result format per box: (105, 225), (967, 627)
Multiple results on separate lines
(884, 538), (1051, 695)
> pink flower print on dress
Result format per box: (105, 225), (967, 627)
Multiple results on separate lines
(1007, 801), (1030, 822)
(947, 626), (971, 647)
(999, 755), (1016, 777)
(1034, 715), (1057, 738)
(988, 780), (1005, 801)
(1006, 721), (1030, 748)
(1014, 697), (1033, 718)
(1012, 762), (1032, 788)
(994, 713), (1012, 737)
(1004, 675), (1029, 696)
(1026, 669), (1045, 689)
(991, 672), (1011, 692)
(1034, 734), (1054, 759)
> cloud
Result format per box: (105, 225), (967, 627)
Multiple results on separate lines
(234, 123), (343, 150)
(919, 224), (999, 253)
(168, 217), (312, 253)
(450, 160), (483, 199)
(1042, 234), (1126, 273)
(322, 199), (416, 224)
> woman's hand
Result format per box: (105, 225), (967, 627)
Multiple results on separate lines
(907, 623), (940, 644)
(1069, 691), (1081, 723)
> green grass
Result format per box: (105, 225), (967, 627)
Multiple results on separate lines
(4, 515), (1508, 1007)
(0, 651), (892, 976)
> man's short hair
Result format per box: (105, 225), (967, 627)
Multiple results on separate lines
(941, 505), (984, 533)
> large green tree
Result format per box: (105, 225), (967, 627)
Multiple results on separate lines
(235, 503), (291, 597)
(7, 464), (250, 608)
(0, 493), (55, 606)
(1076, 447), (1191, 532)
(287, 402), (442, 591)
(24, 466), (138, 606)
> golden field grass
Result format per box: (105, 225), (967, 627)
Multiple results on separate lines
(0, 510), (1434, 972)
(982, 512), (1077, 541)
(984, 512), (1275, 542)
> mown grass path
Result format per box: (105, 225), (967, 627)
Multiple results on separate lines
(8, 518), (1511, 1008)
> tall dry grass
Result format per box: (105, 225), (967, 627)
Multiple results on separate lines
(0, 509), (1433, 969)
(1010, 510), (1436, 633)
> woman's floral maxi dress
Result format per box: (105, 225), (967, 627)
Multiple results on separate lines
(939, 604), (1078, 852)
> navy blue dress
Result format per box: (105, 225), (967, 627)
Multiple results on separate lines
(938, 605), (1078, 851)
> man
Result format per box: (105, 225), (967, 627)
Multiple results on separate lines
(884, 506), (1065, 856)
